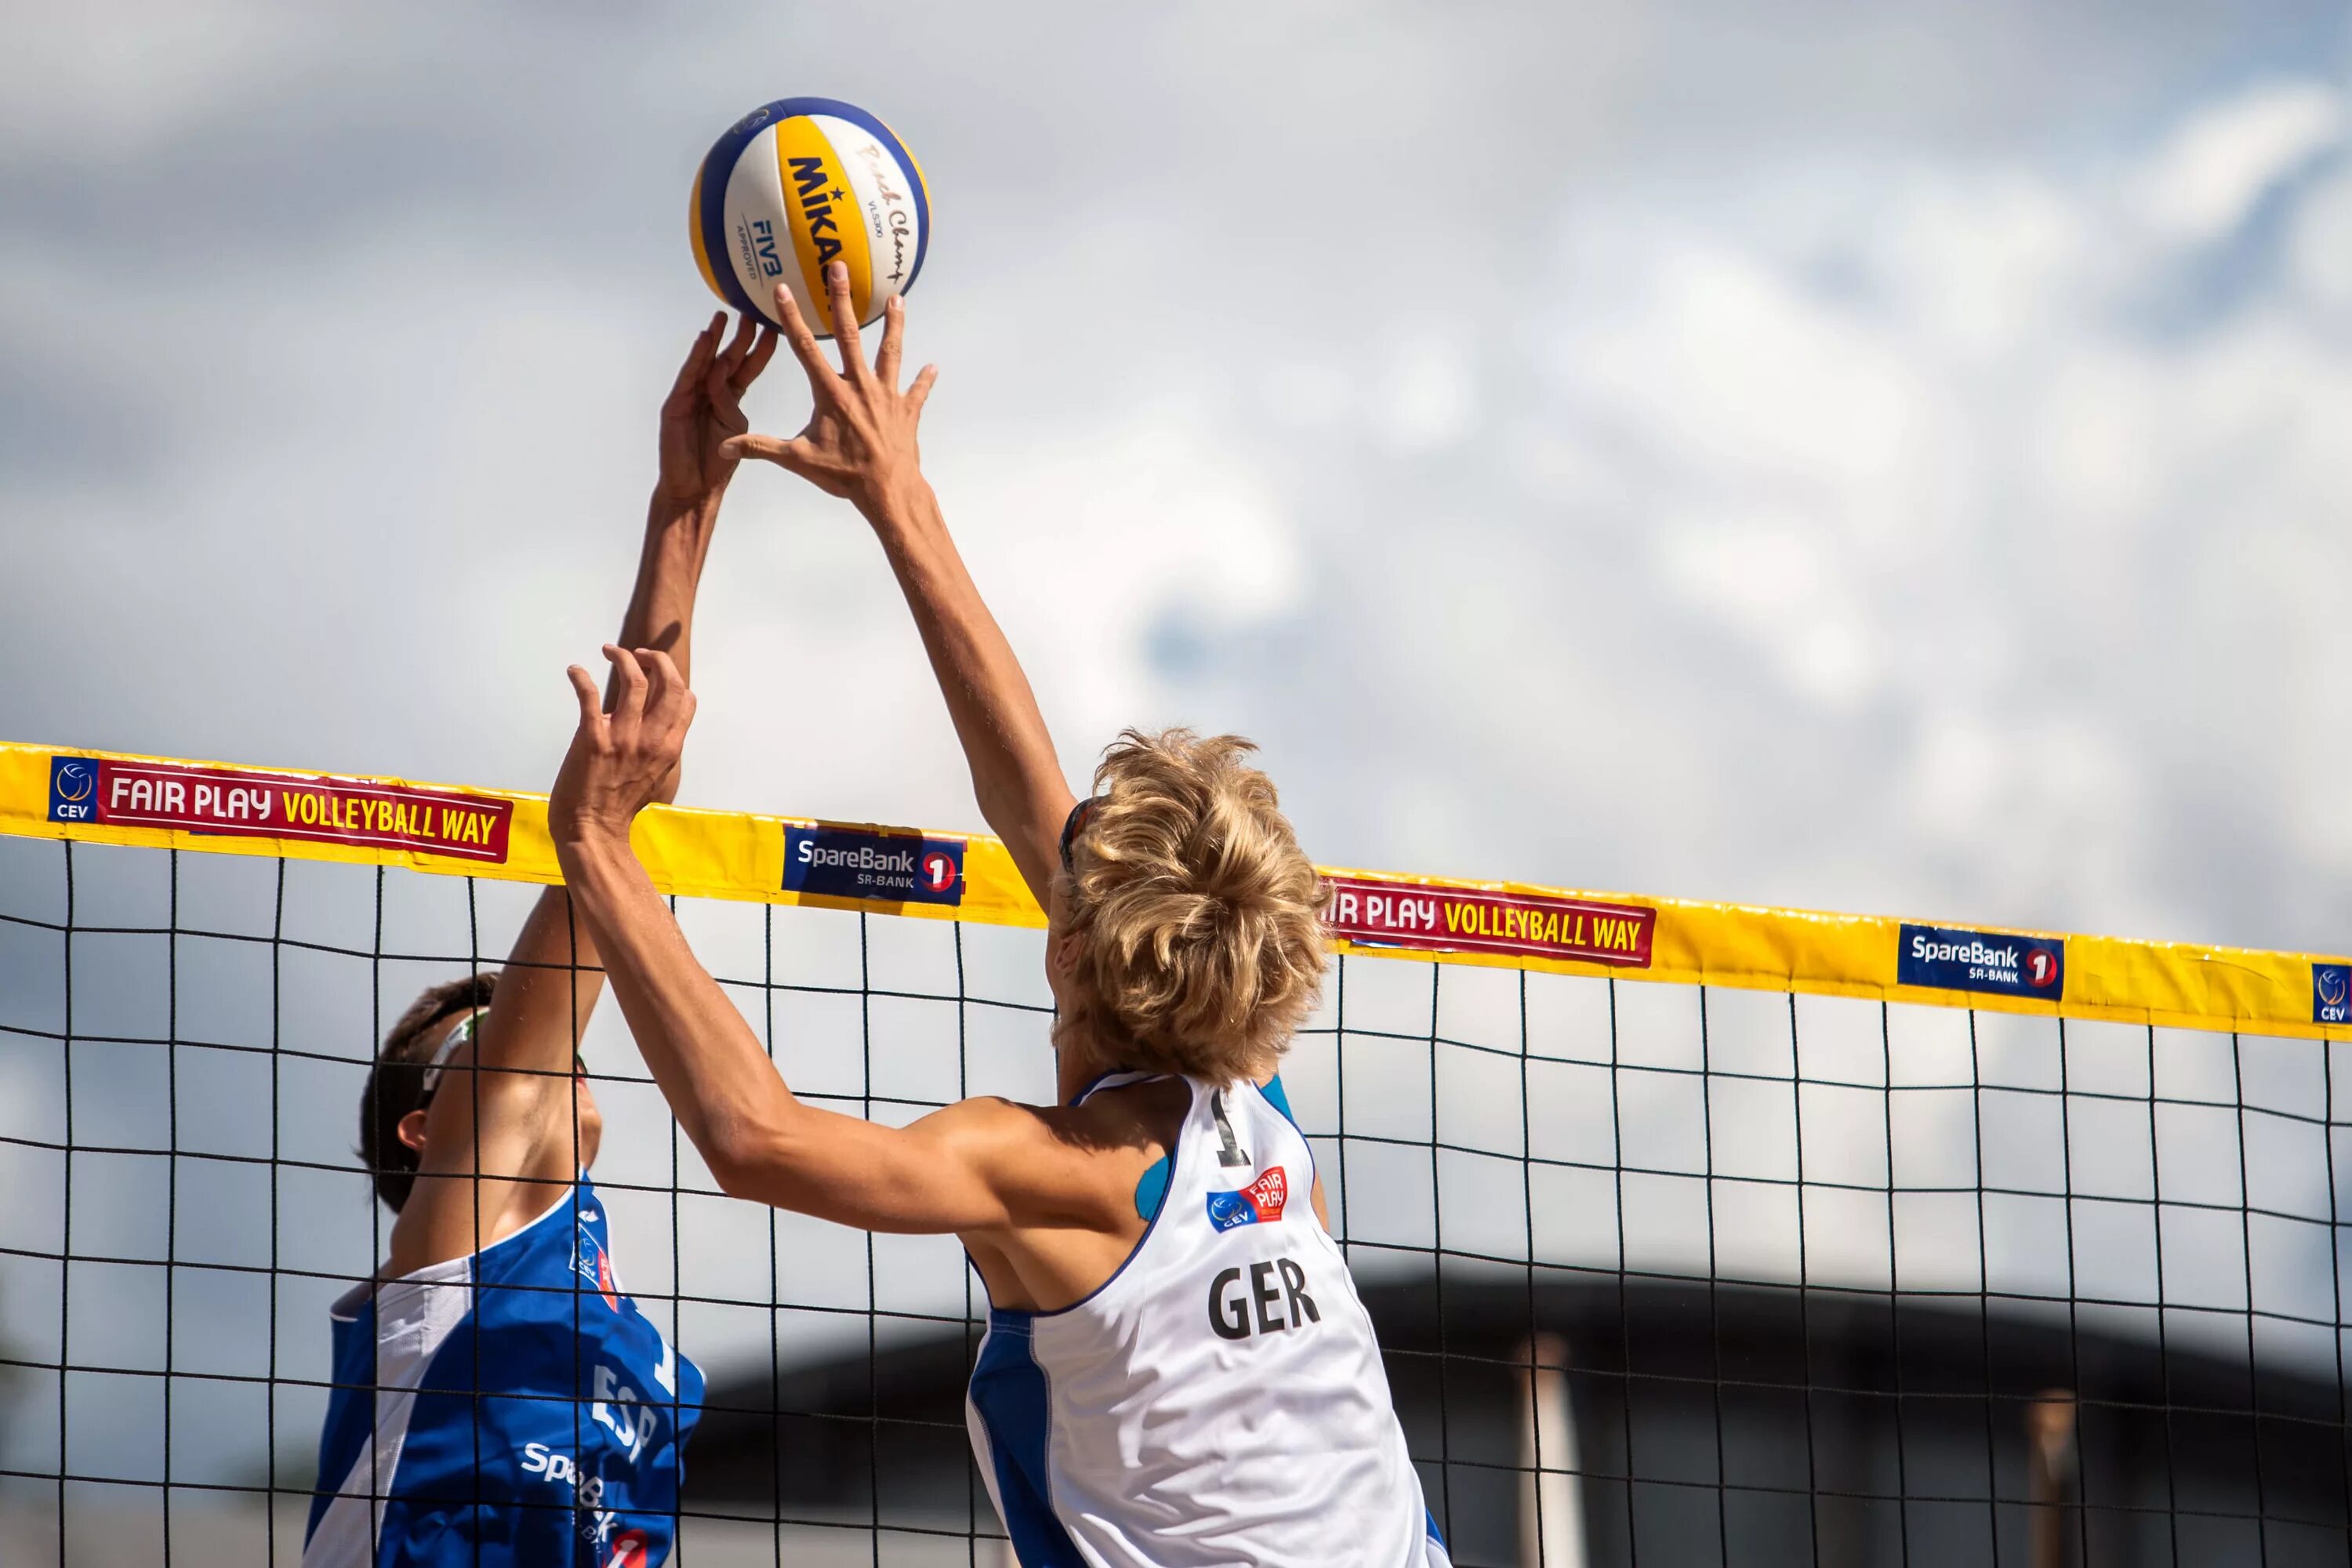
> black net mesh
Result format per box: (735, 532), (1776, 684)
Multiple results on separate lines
(2, 833), (2348, 1566)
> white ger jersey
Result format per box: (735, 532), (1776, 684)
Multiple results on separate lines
(966, 1073), (1450, 1567)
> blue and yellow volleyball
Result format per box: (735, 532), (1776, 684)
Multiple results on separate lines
(691, 97), (929, 339)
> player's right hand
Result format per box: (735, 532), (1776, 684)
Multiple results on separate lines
(655, 312), (778, 512)
(723, 260), (938, 514)
(549, 645), (697, 847)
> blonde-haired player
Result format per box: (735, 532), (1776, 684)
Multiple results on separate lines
(546, 263), (1449, 1565)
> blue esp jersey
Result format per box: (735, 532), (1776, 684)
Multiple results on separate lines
(303, 1178), (704, 1568)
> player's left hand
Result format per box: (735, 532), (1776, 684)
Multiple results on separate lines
(550, 645), (699, 846)
(655, 313), (779, 511)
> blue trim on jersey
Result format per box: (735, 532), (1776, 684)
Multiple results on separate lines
(1035, 1098), (1183, 1319)
(1065, 1068), (1130, 1107)
(1427, 1505), (1449, 1548)
(1078, 1073), (1175, 1222)
(969, 1077), (1185, 1319)
(969, 1315), (1084, 1567)
(1133, 1156), (1170, 1221)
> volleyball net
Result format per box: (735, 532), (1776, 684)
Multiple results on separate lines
(3, 740), (2350, 1566)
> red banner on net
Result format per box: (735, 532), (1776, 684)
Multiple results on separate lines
(1324, 875), (1657, 968)
(50, 756), (513, 864)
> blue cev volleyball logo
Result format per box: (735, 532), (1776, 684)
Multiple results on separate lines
(48, 757), (97, 822)
(2316, 964), (2350, 1026)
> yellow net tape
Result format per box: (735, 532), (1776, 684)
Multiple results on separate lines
(5, 740), (2343, 1040)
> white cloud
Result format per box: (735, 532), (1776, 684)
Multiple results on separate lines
(2289, 161), (2352, 314)
(944, 409), (1306, 728)
(1417, 80), (2352, 951)
(1377, 336), (1479, 452)
(2132, 78), (2344, 245)
(1581, 240), (1937, 508)
(1657, 514), (1880, 708)
(1866, 172), (2096, 358)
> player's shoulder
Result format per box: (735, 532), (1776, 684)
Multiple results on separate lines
(942, 1081), (1185, 1208)
(926, 1091), (1111, 1153)
(940, 1075), (1186, 1138)
(1051, 1078), (1192, 1210)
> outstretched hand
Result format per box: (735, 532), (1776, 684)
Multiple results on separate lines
(722, 260), (938, 513)
(656, 313), (779, 510)
(549, 646), (699, 847)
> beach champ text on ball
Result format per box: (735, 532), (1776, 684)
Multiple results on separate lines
(691, 96), (929, 339)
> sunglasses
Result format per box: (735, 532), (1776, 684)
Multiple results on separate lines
(417, 1011), (588, 1102)
(1058, 795), (1106, 875)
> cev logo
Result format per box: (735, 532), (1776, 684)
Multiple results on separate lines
(2317, 964), (2351, 1026)
(49, 758), (98, 823)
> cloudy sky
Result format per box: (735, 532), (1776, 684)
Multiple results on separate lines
(5, 0), (2351, 949)
(6, 0), (2352, 1509)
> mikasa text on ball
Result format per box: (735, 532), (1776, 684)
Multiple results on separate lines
(691, 97), (929, 339)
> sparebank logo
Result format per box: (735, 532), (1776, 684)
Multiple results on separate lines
(785, 825), (965, 907)
(48, 757), (98, 823)
(2315, 964), (2350, 1026)
(1897, 923), (2064, 1001)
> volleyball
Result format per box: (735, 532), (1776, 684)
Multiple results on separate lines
(690, 97), (930, 339)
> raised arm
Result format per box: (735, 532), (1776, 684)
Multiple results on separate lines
(724, 265), (1076, 909)
(390, 317), (775, 1271)
(547, 647), (1105, 1236)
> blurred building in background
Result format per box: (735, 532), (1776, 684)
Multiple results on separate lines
(688, 1268), (2348, 1567)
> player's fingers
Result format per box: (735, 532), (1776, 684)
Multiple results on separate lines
(733, 434), (833, 489)
(636, 645), (674, 705)
(825, 261), (869, 383)
(666, 314), (725, 403)
(874, 296), (906, 388)
(633, 647), (669, 734)
(773, 285), (837, 396)
(638, 648), (693, 730)
(906, 364), (940, 421)
(602, 644), (648, 728)
(640, 648), (687, 695)
(720, 433), (790, 465)
(734, 326), (782, 390)
(565, 665), (604, 735)
(717, 311), (758, 375)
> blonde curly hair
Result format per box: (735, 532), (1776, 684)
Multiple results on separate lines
(1054, 729), (1328, 1083)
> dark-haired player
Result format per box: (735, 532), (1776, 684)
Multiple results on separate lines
(302, 315), (776, 1568)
